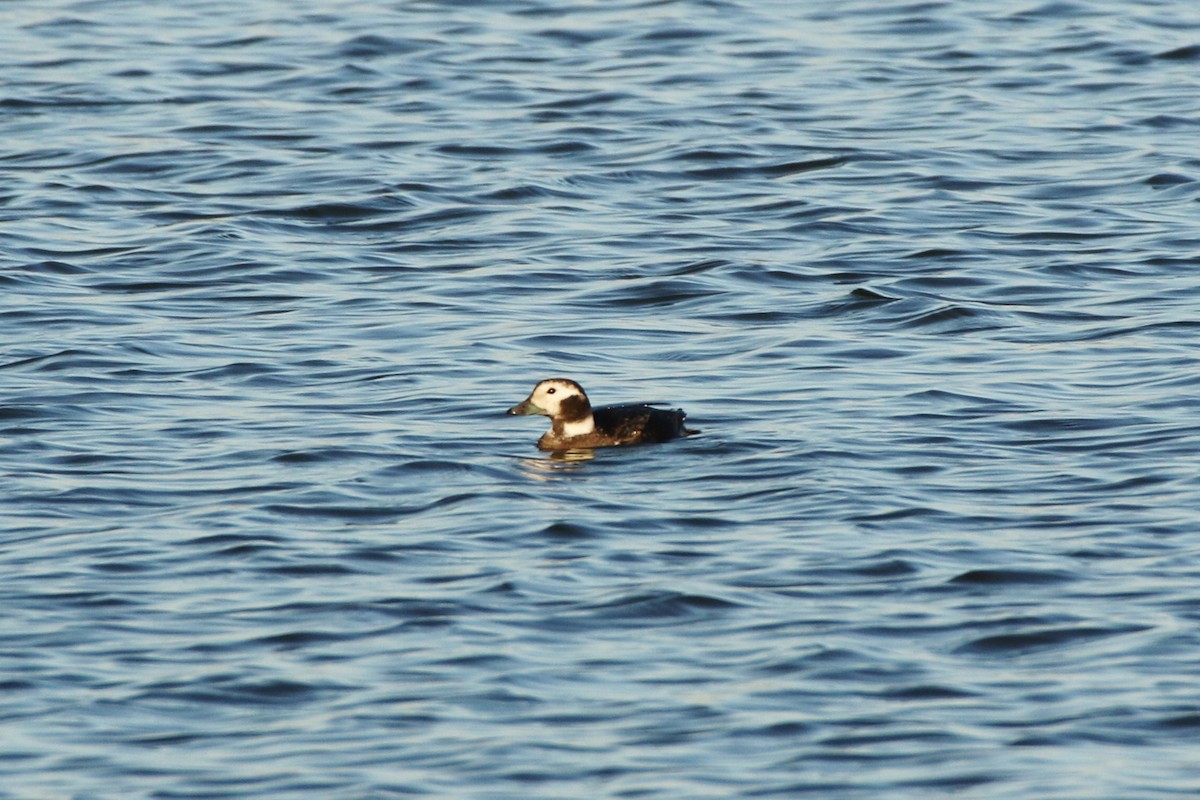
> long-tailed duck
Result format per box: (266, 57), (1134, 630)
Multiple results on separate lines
(507, 378), (697, 451)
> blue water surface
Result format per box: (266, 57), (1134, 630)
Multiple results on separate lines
(4, 0), (1200, 797)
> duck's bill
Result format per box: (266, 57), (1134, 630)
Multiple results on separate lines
(507, 398), (546, 416)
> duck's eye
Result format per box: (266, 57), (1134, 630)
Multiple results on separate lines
(546, 387), (557, 395)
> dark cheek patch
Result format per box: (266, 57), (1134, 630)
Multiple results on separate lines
(559, 395), (590, 421)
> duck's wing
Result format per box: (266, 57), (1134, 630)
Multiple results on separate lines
(593, 403), (687, 444)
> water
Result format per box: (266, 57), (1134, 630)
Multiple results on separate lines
(4, 0), (1200, 797)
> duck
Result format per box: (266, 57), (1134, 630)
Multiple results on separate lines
(507, 378), (698, 451)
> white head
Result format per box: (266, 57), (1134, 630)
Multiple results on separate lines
(507, 378), (595, 437)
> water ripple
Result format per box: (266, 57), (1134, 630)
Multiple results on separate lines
(4, 0), (1200, 798)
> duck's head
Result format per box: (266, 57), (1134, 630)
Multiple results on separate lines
(507, 378), (591, 422)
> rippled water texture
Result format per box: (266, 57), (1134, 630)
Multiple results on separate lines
(4, 0), (1200, 797)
